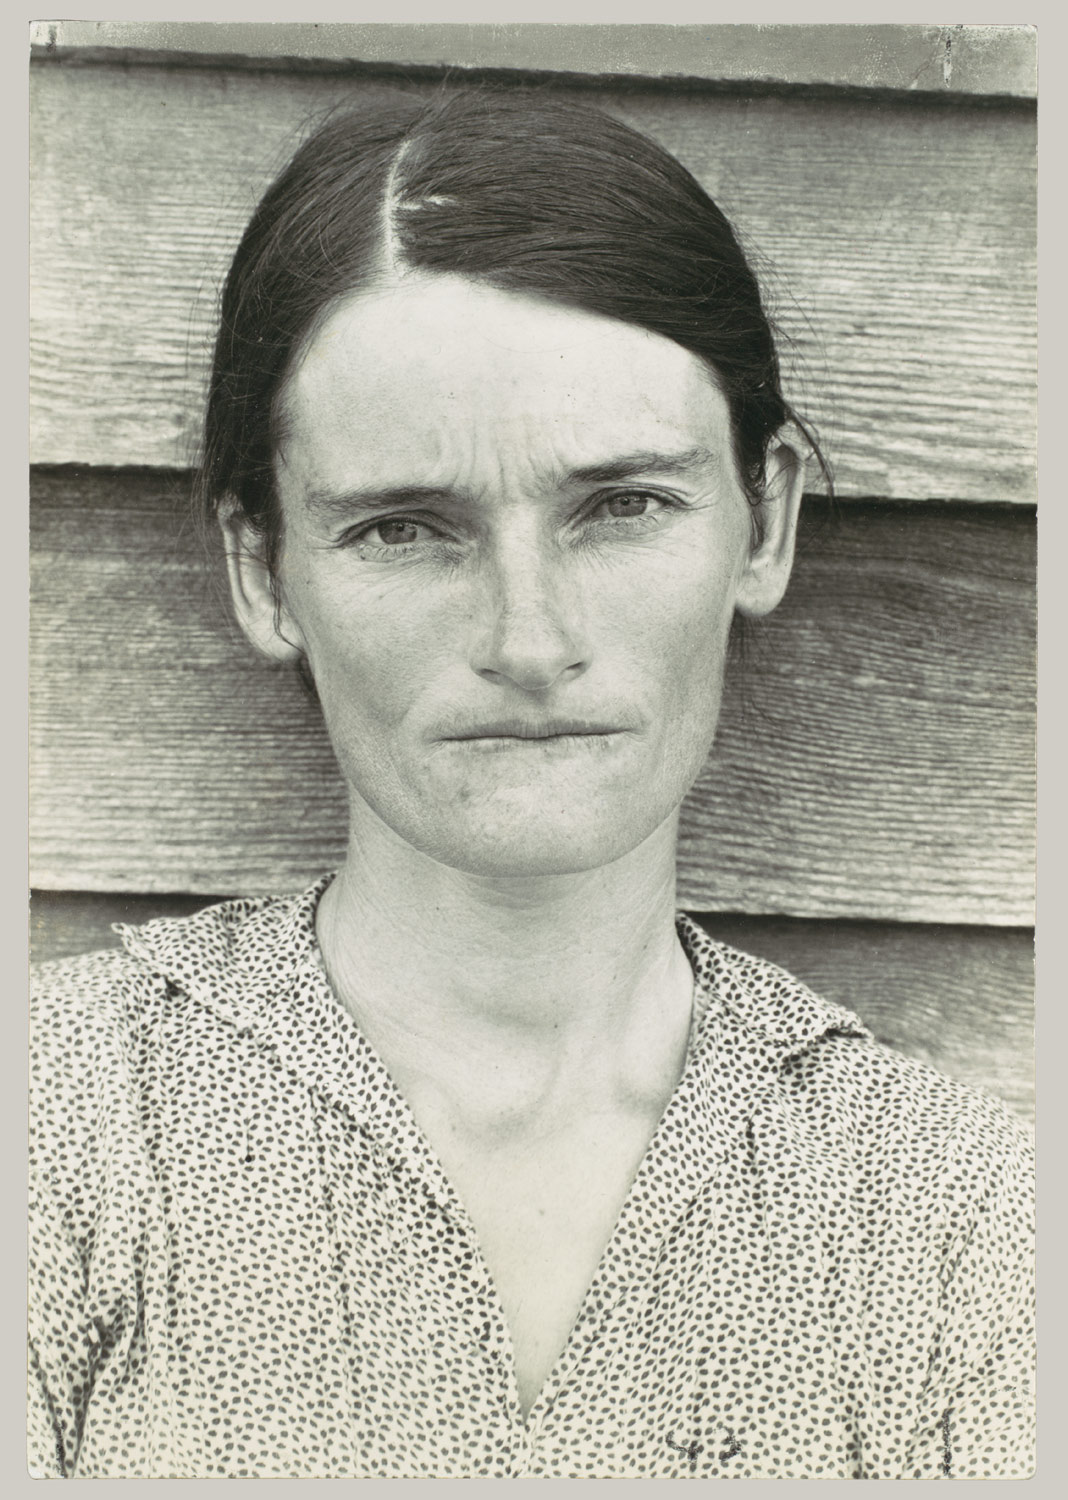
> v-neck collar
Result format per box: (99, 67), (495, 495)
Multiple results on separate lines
(117, 881), (871, 1426)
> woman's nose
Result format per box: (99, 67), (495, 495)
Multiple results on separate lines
(468, 533), (589, 692)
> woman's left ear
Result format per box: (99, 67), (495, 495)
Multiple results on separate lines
(734, 436), (805, 619)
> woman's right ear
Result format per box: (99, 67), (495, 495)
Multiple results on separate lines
(218, 503), (306, 664)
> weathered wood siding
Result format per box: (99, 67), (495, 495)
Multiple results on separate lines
(29, 22), (1038, 98)
(28, 25), (1036, 1114)
(30, 61), (1037, 500)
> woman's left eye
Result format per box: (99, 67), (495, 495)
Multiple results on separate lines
(373, 519), (426, 545)
(592, 491), (667, 521)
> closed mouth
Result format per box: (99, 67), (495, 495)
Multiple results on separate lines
(446, 720), (627, 741)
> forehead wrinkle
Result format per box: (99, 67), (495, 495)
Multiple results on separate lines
(296, 442), (725, 521)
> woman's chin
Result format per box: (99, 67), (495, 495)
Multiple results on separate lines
(400, 801), (675, 882)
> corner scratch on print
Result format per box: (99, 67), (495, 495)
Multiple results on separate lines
(941, 25), (965, 89)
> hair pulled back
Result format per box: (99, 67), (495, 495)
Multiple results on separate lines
(200, 88), (824, 569)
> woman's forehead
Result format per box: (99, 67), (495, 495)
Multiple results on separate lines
(279, 274), (732, 494)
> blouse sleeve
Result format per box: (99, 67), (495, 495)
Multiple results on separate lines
(28, 1348), (64, 1478)
(27, 1170), (97, 1477)
(903, 1114), (1035, 1479)
(27, 950), (153, 1478)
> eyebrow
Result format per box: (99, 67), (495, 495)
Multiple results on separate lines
(563, 446), (721, 485)
(302, 484), (454, 519)
(301, 447), (721, 517)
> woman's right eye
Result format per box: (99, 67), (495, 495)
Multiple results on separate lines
(346, 517), (440, 549)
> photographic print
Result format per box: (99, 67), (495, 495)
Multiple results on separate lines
(28, 21), (1036, 1479)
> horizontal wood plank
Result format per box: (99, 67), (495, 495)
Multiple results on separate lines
(29, 470), (1035, 923)
(28, 22), (1037, 98)
(29, 62), (1036, 502)
(30, 890), (223, 966)
(29, 889), (1033, 1121)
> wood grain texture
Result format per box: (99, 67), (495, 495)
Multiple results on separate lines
(29, 62), (1036, 501)
(29, 889), (1033, 1121)
(28, 22), (1037, 98)
(29, 470), (1035, 923)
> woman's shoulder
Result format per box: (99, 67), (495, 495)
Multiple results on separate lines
(29, 888), (328, 1131)
(29, 890), (321, 1225)
(33, 895), (268, 1028)
(791, 1024), (1033, 1237)
(796, 1022), (1031, 1150)
(691, 926), (1032, 1300)
(32, 883), (327, 1024)
(31, 943), (170, 1072)
(682, 916), (1031, 1169)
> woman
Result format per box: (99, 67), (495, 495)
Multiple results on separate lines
(29, 90), (1033, 1479)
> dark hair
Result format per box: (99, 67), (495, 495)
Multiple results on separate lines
(199, 88), (827, 570)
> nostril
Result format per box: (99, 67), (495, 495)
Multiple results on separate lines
(475, 654), (587, 693)
(470, 597), (588, 690)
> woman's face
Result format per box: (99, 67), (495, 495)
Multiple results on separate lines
(227, 275), (800, 878)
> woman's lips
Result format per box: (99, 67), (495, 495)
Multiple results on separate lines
(437, 719), (633, 754)
(447, 718), (626, 741)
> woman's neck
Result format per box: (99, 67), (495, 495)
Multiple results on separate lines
(315, 805), (695, 1138)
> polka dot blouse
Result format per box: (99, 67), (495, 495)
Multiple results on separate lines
(29, 878), (1034, 1478)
